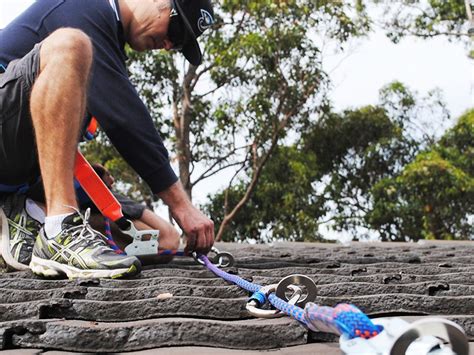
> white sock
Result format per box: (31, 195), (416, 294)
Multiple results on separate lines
(44, 213), (73, 239)
(25, 198), (46, 224)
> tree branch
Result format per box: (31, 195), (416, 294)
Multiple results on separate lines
(192, 159), (248, 187)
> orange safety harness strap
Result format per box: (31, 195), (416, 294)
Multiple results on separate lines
(84, 117), (98, 141)
(74, 150), (129, 229)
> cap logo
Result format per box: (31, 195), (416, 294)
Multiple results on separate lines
(197, 9), (214, 33)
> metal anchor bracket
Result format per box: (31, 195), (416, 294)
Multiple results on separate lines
(276, 274), (317, 308)
(122, 221), (159, 256)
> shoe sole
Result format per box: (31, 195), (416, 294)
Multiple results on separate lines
(0, 208), (30, 271)
(29, 255), (140, 279)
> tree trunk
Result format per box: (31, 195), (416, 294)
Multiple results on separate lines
(215, 122), (283, 241)
(173, 65), (197, 200)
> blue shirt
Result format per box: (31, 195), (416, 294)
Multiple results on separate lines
(0, 0), (178, 194)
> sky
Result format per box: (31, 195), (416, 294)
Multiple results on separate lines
(1, 1), (473, 241)
(0, 0), (32, 28)
(324, 31), (473, 120)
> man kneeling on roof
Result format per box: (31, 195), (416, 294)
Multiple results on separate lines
(0, 0), (215, 279)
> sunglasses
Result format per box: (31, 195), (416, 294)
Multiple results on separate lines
(168, 0), (186, 51)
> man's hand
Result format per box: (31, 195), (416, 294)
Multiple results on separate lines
(158, 181), (214, 255)
(174, 204), (214, 255)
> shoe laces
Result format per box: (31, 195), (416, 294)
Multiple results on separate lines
(8, 212), (35, 251)
(63, 207), (108, 248)
(8, 214), (34, 237)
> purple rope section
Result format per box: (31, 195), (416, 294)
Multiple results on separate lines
(200, 255), (261, 293)
(199, 255), (383, 340)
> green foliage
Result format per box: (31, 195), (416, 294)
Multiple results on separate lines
(82, 0), (471, 242)
(206, 82), (437, 242)
(372, 0), (470, 42)
(303, 105), (404, 175)
(300, 82), (444, 240)
(369, 110), (474, 240)
(437, 109), (474, 175)
(205, 145), (323, 242)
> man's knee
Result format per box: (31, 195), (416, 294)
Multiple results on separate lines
(40, 28), (93, 72)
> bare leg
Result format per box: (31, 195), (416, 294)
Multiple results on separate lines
(136, 209), (180, 250)
(30, 29), (93, 216)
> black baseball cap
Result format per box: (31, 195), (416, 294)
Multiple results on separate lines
(170, 0), (215, 66)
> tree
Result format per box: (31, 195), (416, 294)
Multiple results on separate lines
(124, 1), (372, 240)
(369, 110), (474, 240)
(302, 82), (450, 240)
(205, 145), (323, 242)
(370, 0), (472, 42)
(82, 1), (469, 242)
(206, 82), (446, 242)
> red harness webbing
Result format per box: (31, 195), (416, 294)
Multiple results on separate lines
(74, 150), (124, 223)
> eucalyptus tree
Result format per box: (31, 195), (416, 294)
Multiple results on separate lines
(121, 1), (371, 240)
(369, 110), (474, 241)
(366, 0), (472, 42)
(206, 81), (453, 243)
(83, 0), (469, 242)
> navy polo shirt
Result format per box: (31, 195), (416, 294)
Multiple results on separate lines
(0, 0), (178, 194)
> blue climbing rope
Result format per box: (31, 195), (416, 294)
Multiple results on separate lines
(199, 254), (382, 340)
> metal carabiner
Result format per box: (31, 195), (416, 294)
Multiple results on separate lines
(213, 252), (235, 268)
(192, 252), (204, 265)
(192, 246), (219, 265)
(246, 284), (302, 319)
(193, 247), (235, 268)
(246, 284), (279, 318)
(340, 317), (469, 355)
(390, 318), (469, 355)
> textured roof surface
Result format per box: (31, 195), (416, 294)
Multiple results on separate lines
(1, 241), (473, 353)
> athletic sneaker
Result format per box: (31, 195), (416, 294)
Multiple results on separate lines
(30, 209), (141, 279)
(0, 193), (41, 271)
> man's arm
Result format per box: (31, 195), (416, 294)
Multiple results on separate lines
(158, 181), (214, 255)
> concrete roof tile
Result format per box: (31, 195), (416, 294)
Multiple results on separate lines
(1, 241), (473, 353)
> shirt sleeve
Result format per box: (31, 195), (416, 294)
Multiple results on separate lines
(87, 54), (178, 194)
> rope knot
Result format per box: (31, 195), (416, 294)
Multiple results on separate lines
(304, 303), (383, 339)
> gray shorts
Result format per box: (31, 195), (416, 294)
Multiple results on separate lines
(0, 44), (42, 186)
(115, 193), (146, 220)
